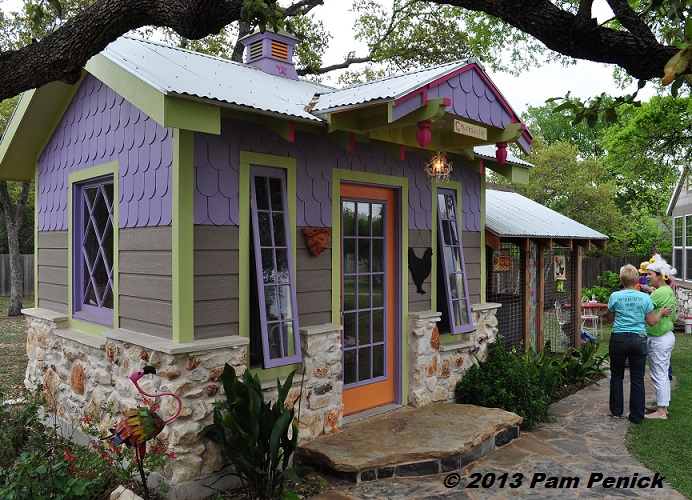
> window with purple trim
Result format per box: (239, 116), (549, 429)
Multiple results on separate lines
(249, 167), (301, 368)
(73, 176), (114, 326)
(436, 189), (473, 334)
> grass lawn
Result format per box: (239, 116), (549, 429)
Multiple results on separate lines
(627, 332), (692, 498)
(0, 296), (34, 393)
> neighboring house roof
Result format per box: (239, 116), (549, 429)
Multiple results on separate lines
(666, 165), (689, 216)
(486, 189), (608, 241)
(100, 36), (332, 123)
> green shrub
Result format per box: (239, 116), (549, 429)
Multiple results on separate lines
(582, 270), (621, 303)
(200, 364), (311, 500)
(456, 338), (551, 430)
(456, 338), (610, 430)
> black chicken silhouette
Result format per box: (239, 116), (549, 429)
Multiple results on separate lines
(409, 247), (433, 294)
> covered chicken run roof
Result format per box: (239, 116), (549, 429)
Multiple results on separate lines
(486, 189), (608, 251)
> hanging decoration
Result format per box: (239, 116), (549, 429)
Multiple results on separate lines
(492, 250), (511, 272)
(554, 255), (566, 292)
(425, 151), (453, 181)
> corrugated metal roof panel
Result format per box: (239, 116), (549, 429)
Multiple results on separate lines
(311, 60), (471, 112)
(486, 190), (607, 240)
(100, 36), (333, 122)
(474, 145), (532, 168)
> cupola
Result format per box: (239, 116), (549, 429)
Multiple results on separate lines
(239, 28), (300, 80)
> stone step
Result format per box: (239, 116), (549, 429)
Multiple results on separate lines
(297, 402), (522, 484)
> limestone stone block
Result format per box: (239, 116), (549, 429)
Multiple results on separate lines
(170, 453), (203, 484)
(172, 421), (203, 445)
(70, 364), (86, 395)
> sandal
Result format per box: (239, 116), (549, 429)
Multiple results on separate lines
(644, 411), (667, 420)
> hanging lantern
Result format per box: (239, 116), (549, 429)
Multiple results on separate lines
(425, 151), (453, 181)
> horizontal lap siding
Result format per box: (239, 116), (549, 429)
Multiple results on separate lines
(194, 225), (238, 340)
(408, 230), (433, 313)
(463, 231), (482, 304)
(119, 227), (172, 338)
(296, 230), (332, 327)
(37, 231), (68, 314)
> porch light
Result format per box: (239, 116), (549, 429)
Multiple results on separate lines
(425, 151), (453, 181)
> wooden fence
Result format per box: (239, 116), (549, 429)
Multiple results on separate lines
(581, 255), (651, 289)
(0, 254), (34, 296)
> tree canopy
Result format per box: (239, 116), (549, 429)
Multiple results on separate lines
(0, 0), (690, 102)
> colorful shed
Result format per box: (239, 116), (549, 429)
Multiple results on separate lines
(0, 31), (533, 490)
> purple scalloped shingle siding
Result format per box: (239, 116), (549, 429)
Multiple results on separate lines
(194, 118), (480, 232)
(37, 74), (173, 231)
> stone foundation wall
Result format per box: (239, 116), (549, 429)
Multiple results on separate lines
(22, 309), (346, 492)
(676, 287), (692, 320)
(408, 304), (499, 407)
(23, 305), (498, 494)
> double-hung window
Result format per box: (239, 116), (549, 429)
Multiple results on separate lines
(437, 188), (473, 334)
(73, 176), (115, 326)
(249, 167), (300, 368)
(686, 216), (692, 282)
(674, 217), (682, 279)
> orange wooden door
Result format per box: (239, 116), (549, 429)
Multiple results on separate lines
(340, 183), (397, 415)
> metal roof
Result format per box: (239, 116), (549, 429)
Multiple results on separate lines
(99, 36), (334, 122)
(310, 60), (473, 112)
(474, 145), (532, 168)
(486, 189), (608, 240)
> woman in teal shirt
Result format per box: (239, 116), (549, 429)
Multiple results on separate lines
(606, 264), (670, 424)
(644, 254), (677, 420)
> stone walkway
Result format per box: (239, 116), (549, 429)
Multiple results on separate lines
(313, 371), (686, 499)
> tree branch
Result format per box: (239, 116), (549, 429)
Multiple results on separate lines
(0, 0), (244, 101)
(298, 56), (374, 76)
(425, 0), (677, 81)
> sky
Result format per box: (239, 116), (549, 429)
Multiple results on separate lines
(314, 1), (657, 116)
(0, 0), (657, 115)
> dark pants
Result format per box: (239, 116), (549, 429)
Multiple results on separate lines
(609, 332), (648, 423)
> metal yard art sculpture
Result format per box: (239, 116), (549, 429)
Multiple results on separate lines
(106, 366), (182, 499)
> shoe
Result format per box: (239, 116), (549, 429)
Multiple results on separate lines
(626, 413), (642, 424)
(644, 411), (667, 420)
(645, 405), (658, 412)
(610, 414), (623, 419)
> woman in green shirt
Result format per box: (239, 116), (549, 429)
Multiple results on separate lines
(644, 254), (678, 420)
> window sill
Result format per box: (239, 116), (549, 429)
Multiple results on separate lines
(104, 328), (249, 355)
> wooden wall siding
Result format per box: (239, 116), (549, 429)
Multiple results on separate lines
(408, 230), (433, 313)
(193, 119), (482, 232)
(672, 203), (692, 217)
(37, 74), (173, 231)
(37, 230), (69, 314)
(194, 225), (238, 340)
(462, 231), (482, 305)
(295, 227), (332, 327)
(119, 227), (172, 338)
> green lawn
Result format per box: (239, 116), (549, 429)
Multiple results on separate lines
(0, 296), (34, 393)
(627, 332), (692, 498)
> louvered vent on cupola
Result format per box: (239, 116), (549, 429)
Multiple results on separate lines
(239, 29), (300, 80)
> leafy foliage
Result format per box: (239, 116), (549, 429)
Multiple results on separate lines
(456, 337), (609, 430)
(582, 270), (621, 303)
(200, 364), (310, 500)
(0, 385), (173, 499)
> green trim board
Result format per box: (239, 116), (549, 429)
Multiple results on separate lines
(0, 79), (83, 182)
(238, 151), (298, 379)
(172, 129), (195, 343)
(67, 161), (119, 334)
(331, 169), (409, 404)
(86, 56), (220, 134)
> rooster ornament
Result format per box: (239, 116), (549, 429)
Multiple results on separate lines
(408, 247), (433, 294)
(106, 366), (182, 499)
